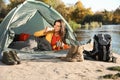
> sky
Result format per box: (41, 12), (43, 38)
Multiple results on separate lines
(62, 0), (120, 12)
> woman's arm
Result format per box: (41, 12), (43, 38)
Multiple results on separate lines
(34, 29), (46, 37)
(34, 27), (53, 37)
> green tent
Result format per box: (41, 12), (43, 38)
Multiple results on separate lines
(0, 0), (77, 59)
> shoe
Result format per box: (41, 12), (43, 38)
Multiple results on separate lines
(112, 56), (117, 63)
(9, 50), (21, 64)
(2, 51), (17, 65)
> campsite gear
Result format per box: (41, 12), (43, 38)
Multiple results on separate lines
(56, 41), (61, 50)
(35, 36), (52, 51)
(46, 27), (54, 32)
(8, 40), (29, 50)
(2, 51), (17, 65)
(84, 34), (113, 62)
(0, 0), (77, 59)
(63, 45), (84, 62)
(112, 56), (117, 63)
(9, 50), (21, 64)
(9, 35), (37, 50)
(18, 33), (30, 41)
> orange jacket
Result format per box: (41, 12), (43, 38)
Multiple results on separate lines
(34, 29), (53, 43)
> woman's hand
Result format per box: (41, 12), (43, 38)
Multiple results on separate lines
(44, 27), (54, 33)
(44, 27), (48, 33)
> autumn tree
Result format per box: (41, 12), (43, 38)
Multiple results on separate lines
(65, 6), (75, 22)
(0, 0), (7, 22)
(37, 0), (63, 8)
(82, 13), (103, 24)
(112, 6), (120, 24)
(7, 0), (25, 11)
(55, 3), (67, 20)
(71, 0), (93, 23)
(102, 10), (113, 24)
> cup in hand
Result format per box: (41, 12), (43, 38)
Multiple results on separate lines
(46, 27), (54, 32)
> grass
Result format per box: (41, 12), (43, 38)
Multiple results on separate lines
(101, 73), (120, 79)
(81, 22), (102, 30)
(69, 20), (81, 31)
(107, 66), (120, 71)
(100, 66), (120, 79)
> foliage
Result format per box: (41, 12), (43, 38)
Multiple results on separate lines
(112, 7), (120, 24)
(69, 20), (81, 31)
(102, 10), (113, 24)
(70, 0), (93, 24)
(0, 0), (120, 25)
(55, 3), (68, 20)
(101, 73), (120, 79)
(0, 0), (7, 22)
(82, 14), (103, 24)
(82, 22), (102, 30)
(107, 66), (120, 71)
(37, 0), (63, 8)
(100, 66), (120, 79)
(7, 0), (25, 11)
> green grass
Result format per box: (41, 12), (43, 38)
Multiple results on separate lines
(101, 73), (120, 79)
(100, 66), (120, 79)
(107, 66), (120, 71)
(69, 20), (81, 31)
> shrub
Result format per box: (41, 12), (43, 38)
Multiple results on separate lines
(69, 20), (81, 31)
(107, 66), (120, 71)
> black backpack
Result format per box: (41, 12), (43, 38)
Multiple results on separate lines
(84, 34), (113, 62)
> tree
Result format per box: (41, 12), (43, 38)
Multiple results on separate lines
(102, 10), (113, 24)
(55, 3), (68, 20)
(7, 0), (25, 11)
(112, 6), (120, 24)
(37, 0), (63, 8)
(75, 0), (84, 9)
(66, 6), (75, 22)
(0, 0), (7, 22)
(70, 0), (93, 23)
(82, 14), (103, 24)
(82, 15), (92, 24)
(93, 14), (103, 22)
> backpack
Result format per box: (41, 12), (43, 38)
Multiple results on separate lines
(2, 50), (21, 65)
(84, 34), (113, 62)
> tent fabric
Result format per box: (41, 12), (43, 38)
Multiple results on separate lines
(0, 0), (77, 58)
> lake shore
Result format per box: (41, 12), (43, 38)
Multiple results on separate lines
(0, 53), (120, 80)
(0, 43), (120, 80)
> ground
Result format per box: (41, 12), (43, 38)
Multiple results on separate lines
(0, 53), (120, 80)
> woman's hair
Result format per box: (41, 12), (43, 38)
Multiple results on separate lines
(54, 19), (66, 43)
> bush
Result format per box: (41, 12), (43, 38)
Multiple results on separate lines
(101, 73), (120, 79)
(0, 18), (3, 23)
(107, 66), (120, 71)
(100, 66), (120, 79)
(69, 20), (81, 31)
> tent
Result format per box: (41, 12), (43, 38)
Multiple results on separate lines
(0, 0), (77, 59)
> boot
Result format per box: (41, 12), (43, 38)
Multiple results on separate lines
(2, 51), (17, 65)
(9, 50), (21, 64)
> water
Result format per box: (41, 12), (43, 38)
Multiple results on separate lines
(76, 25), (120, 54)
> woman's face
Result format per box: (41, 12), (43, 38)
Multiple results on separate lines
(54, 22), (61, 33)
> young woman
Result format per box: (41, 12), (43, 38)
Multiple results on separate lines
(34, 19), (69, 50)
